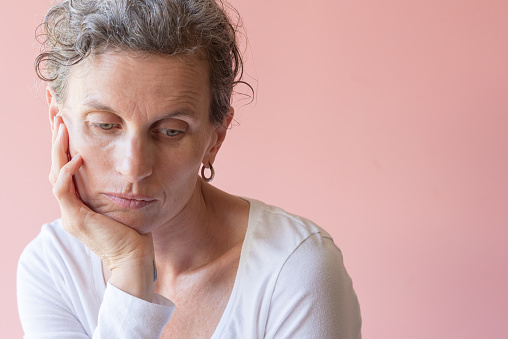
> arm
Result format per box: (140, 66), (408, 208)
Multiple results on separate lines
(96, 282), (174, 338)
(17, 226), (175, 338)
(264, 234), (362, 339)
(17, 239), (90, 339)
(17, 105), (174, 337)
(49, 116), (157, 303)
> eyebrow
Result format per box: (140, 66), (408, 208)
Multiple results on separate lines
(82, 98), (116, 113)
(81, 98), (198, 120)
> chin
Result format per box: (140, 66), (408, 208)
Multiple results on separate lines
(104, 211), (155, 234)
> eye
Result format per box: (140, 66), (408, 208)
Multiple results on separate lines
(160, 129), (183, 137)
(93, 123), (117, 130)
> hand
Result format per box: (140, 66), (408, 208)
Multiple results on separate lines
(49, 116), (157, 302)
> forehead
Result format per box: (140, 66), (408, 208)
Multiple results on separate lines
(65, 51), (210, 116)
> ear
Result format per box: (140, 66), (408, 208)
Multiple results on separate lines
(46, 86), (60, 134)
(203, 106), (234, 166)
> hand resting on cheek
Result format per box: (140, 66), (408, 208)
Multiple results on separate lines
(49, 115), (158, 302)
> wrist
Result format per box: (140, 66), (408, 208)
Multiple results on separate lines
(109, 260), (157, 302)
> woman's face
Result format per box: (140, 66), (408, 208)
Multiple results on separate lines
(53, 51), (226, 233)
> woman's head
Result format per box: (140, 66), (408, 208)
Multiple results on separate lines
(50, 51), (224, 232)
(36, 0), (245, 126)
(38, 0), (250, 231)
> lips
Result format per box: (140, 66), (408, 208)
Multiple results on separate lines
(103, 193), (156, 209)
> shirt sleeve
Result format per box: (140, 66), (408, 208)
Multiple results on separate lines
(17, 230), (175, 339)
(264, 234), (362, 339)
(94, 282), (175, 338)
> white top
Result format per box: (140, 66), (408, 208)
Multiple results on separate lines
(17, 198), (362, 338)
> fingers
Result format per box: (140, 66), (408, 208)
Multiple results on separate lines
(51, 115), (57, 144)
(53, 153), (82, 207)
(51, 114), (62, 145)
(49, 117), (70, 185)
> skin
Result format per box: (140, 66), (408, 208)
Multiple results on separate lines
(48, 51), (249, 336)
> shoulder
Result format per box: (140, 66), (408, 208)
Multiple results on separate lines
(18, 219), (89, 271)
(249, 200), (362, 337)
(244, 197), (334, 253)
(223, 198), (362, 337)
(246, 199), (339, 259)
(17, 219), (102, 335)
(245, 198), (350, 284)
(17, 218), (97, 299)
(236, 197), (343, 284)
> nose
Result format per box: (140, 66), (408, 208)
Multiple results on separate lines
(116, 135), (153, 183)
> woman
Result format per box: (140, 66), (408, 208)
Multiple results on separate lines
(17, 0), (362, 338)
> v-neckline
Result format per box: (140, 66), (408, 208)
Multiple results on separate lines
(90, 197), (261, 338)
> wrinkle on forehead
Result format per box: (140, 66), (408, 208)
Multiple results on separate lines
(64, 51), (210, 121)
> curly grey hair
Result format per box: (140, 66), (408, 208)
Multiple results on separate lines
(35, 0), (250, 125)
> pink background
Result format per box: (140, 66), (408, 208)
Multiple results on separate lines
(2, 0), (507, 337)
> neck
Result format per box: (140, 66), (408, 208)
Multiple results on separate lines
(151, 180), (226, 280)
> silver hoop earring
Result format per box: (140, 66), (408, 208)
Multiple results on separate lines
(201, 162), (215, 182)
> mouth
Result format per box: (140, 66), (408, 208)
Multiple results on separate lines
(103, 193), (156, 209)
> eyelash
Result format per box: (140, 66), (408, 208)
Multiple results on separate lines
(160, 129), (183, 137)
(93, 123), (118, 130)
(91, 123), (184, 138)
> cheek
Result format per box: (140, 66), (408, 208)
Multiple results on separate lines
(68, 126), (113, 194)
(68, 124), (112, 156)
